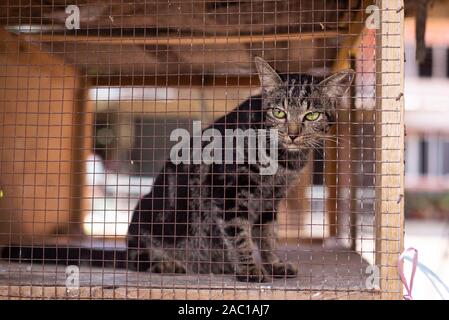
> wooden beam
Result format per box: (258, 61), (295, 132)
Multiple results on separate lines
(93, 87), (256, 117)
(349, 55), (358, 252)
(21, 31), (341, 46)
(0, 285), (380, 300)
(89, 75), (261, 87)
(375, 0), (405, 300)
(325, 5), (370, 240)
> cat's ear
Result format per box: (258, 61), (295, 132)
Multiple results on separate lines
(318, 69), (355, 98)
(254, 56), (283, 93)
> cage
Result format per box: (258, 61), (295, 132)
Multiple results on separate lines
(0, 0), (404, 300)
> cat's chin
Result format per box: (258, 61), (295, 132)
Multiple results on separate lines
(282, 144), (303, 153)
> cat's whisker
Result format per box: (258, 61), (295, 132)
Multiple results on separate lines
(320, 134), (351, 144)
(324, 136), (347, 142)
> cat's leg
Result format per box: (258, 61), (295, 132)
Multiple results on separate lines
(254, 221), (298, 278)
(148, 247), (186, 274)
(128, 237), (186, 274)
(127, 172), (187, 274)
(222, 217), (267, 282)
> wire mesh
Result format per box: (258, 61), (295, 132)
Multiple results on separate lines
(0, 0), (404, 300)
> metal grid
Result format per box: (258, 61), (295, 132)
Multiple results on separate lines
(0, 0), (404, 299)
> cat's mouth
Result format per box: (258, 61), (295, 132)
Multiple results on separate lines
(279, 135), (318, 153)
(283, 143), (303, 152)
(279, 137), (304, 151)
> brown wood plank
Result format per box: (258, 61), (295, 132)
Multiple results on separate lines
(89, 75), (261, 87)
(0, 286), (380, 300)
(0, 245), (378, 299)
(21, 31), (341, 46)
(0, 29), (84, 244)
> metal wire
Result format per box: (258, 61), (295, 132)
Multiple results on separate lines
(0, 0), (404, 300)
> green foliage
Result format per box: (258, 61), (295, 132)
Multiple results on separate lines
(405, 192), (449, 219)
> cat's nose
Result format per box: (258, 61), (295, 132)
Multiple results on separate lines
(287, 123), (300, 141)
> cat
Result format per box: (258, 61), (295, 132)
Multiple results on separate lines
(127, 57), (354, 282)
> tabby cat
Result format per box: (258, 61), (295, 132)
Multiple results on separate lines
(127, 57), (354, 282)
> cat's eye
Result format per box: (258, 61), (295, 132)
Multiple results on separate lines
(272, 108), (286, 119)
(304, 111), (321, 121)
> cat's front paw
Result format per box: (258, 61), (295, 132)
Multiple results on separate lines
(264, 262), (298, 278)
(236, 265), (268, 283)
(150, 260), (186, 274)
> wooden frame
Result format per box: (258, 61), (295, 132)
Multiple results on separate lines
(375, 0), (405, 300)
(1, 286), (378, 300)
(22, 31), (340, 46)
(0, 0), (406, 300)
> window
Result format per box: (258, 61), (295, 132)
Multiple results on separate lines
(312, 149), (324, 185)
(419, 138), (428, 175)
(446, 47), (449, 78)
(443, 141), (449, 174)
(132, 117), (193, 177)
(406, 135), (449, 178)
(418, 47), (433, 77)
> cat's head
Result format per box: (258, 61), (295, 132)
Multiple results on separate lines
(254, 56), (354, 152)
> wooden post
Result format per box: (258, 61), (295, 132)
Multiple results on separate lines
(375, 0), (405, 299)
(334, 55), (358, 250)
(71, 78), (92, 237)
(349, 55), (358, 251)
(0, 29), (88, 244)
(326, 6), (370, 240)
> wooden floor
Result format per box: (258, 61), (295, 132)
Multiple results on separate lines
(0, 244), (380, 299)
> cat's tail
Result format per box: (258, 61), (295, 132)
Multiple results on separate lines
(1, 244), (128, 269)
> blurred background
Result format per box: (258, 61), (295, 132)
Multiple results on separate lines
(402, 2), (449, 300)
